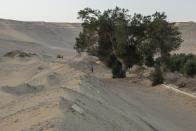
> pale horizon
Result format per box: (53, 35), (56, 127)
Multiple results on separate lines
(0, 0), (195, 23)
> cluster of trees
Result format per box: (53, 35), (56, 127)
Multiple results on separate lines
(74, 7), (183, 78)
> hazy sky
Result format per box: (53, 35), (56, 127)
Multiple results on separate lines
(0, 0), (195, 22)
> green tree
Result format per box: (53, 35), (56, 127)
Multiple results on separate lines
(184, 59), (196, 77)
(147, 12), (183, 63)
(74, 7), (183, 78)
(74, 32), (87, 53)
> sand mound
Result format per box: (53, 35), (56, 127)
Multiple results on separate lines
(4, 50), (37, 58)
(1, 83), (44, 95)
(47, 72), (62, 86)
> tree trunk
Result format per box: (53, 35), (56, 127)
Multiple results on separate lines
(113, 52), (126, 78)
(121, 62), (126, 78)
(107, 32), (127, 78)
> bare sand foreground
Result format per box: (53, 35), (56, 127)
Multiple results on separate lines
(0, 54), (195, 131)
(0, 19), (196, 131)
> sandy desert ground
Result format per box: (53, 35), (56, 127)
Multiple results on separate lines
(177, 22), (196, 54)
(0, 19), (196, 131)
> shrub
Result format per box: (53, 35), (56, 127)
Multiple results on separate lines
(184, 59), (196, 77)
(167, 54), (187, 72)
(152, 66), (164, 86)
(166, 53), (196, 77)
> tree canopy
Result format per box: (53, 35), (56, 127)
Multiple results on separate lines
(74, 7), (183, 78)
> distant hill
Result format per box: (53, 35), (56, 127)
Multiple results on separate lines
(0, 19), (195, 57)
(0, 19), (81, 57)
(177, 22), (196, 54)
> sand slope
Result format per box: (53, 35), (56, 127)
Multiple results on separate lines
(0, 55), (196, 131)
(177, 22), (196, 54)
(0, 19), (81, 57)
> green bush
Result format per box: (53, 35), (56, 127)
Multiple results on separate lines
(152, 66), (164, 86)
(166, 54), (196, 77)
(167, 54), (186, 72)
(184, 59), (196, 77)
